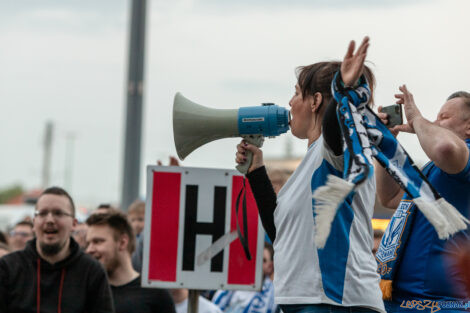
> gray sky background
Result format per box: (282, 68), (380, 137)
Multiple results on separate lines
(1, 0), (469, 208)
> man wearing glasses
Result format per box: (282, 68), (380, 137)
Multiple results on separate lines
(9, 220), (34, 251)
(0, 186), (114, 313)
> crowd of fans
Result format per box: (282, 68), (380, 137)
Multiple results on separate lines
(1, 115), (469, 312)
(0, 177), (283, 313)
(0, 162), (404, 313)
(0, 145), (469, 313)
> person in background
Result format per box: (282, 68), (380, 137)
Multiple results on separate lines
(0, 243), (10, 258)
(93, 203), (117, 215)
(266, 169), (290, 195)
(172, 289), (222, 313)
(0, 231), (8, 245)
(263, 243), (274, 281)
(375, 88), (470, 309)
(373, 229), (384, 256)
(131, 234), (144, 272)
(129, 199), (145, 272)
(72, 222), (88, 250)
(127, 200), (145, 237)
(264, 169), (290, 244)
(9, 220), (34, 251)
(0, 186), (114, 313)
(86, 210), (175, 313)
(212, 243), (277, 313)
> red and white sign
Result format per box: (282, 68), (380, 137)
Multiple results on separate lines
(142, 166), (264, 291)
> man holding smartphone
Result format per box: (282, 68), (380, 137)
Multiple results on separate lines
(375, 86), (470, 310)
(380, 103), (403, 128)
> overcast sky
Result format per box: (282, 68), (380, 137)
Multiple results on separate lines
(1, 0), (469, 207)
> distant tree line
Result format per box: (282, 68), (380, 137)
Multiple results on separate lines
(0, 185), (24, 204)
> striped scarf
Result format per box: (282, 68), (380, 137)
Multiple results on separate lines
(312, 71), (469, 251)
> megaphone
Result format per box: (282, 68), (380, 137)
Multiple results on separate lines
(173, 92), (290, 173)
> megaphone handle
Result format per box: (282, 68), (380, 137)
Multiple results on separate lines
(236, 135), (265, 175)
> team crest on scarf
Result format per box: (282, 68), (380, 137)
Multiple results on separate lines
(376, 200), (414, 276)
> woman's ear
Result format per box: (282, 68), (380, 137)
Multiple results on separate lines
(310, 92), (323, 113)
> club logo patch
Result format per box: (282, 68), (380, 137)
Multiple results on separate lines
(376, 200), (413, 265)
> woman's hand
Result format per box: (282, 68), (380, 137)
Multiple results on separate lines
(235, 140), (264, 174)
(341, 36), (370, 87)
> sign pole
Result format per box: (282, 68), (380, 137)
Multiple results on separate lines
(188, 290), (199, 313)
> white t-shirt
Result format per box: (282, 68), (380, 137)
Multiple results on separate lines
(176, 296), (222, 313)
(272, 136), (384, 312)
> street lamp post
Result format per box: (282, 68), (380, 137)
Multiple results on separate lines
(121, 0), (147, 211)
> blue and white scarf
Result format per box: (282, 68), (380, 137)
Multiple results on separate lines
(312, 71), (469, 250)
(212, 277), (277, 313)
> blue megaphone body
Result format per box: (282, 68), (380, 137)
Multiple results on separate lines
(173, 92), (290, 173)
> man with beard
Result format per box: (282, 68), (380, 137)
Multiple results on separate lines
(86, 210), (175, 313)
(0, 186), (114, 313)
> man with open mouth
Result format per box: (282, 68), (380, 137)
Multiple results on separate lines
(0, 186), (114, 313)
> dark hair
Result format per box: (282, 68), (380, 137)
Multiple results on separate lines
(374, 229), (385, 239)
(86, 210), (136, 254)
(0, 231), (8, 245)
(296, 61), (375, 106)
(15, 220), (34, 230)
(39, 186), (75, 217)
(264, 242), (274, 261)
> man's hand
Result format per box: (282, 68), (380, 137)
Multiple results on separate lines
(157, 156), (180, 166)
(377, 106), (400, 137)
(394, 85), (469, 174)
(341, 36), (369, 87)
(393, 84), (423, 133)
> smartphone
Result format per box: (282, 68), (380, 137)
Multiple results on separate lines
(381, 104), (403, 128)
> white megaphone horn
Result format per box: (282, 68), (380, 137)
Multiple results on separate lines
(173, 92), (290, 173)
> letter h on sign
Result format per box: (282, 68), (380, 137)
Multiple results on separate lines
(142, 166), (264, 291)
(183, 185), (226, 272)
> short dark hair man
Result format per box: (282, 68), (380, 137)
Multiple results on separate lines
(0, 186), (114, 313)
(86, 210), (176, 313)
(9, 220), (34, 251)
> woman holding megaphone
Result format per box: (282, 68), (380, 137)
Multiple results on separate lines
(235, 37), (384, 313)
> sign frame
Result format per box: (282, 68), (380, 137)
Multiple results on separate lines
(142, 165), (265, 291)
